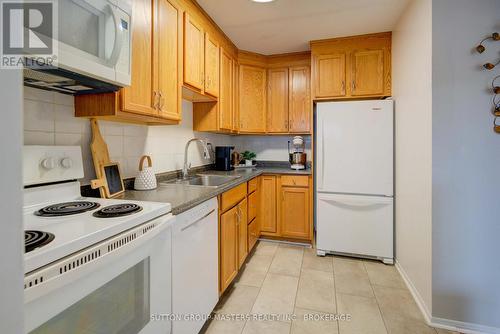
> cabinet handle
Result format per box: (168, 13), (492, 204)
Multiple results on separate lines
(158, 91), (164, 110)
(352, 80), (356, 92)
(341, 81), (345, 92)
(153, 91), (160, 109)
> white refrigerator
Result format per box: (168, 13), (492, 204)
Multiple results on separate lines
(315, 100), (394, 264)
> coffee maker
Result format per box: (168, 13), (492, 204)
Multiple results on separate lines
(288, 136), (306, 170)
(215, 146), (235, 171)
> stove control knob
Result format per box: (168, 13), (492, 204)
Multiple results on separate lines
(61, 157), (73, 169)
(41, 157), (56, 170)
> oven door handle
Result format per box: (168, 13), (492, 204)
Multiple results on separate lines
(107, 4), (124, 67)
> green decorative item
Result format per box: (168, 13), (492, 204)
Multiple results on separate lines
(241, 151), (256, 166)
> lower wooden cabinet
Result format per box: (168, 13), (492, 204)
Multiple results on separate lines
(237, 198), (248, 268)
(248, 217), (259, 251)
(219, 205), (238, 293)
(260, 175), (278, 235)
(280, 186), (310, 239)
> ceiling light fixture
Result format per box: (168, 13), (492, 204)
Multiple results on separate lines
(251, 0), (275, 3)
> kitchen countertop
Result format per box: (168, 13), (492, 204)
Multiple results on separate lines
(118, 166), (311, 215)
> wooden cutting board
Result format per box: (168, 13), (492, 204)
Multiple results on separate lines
(90, 118), (115, 198)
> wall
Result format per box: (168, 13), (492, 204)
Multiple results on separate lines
(234, 135), (312, 162)
(392, 0), (433, 316)
(432, 0), (500, 330)
(23, 87), (232, 184)
(0, 71), (24, 332)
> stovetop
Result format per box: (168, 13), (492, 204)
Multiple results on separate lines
(23, 182), (171, 273)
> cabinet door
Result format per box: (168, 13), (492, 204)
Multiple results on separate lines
(260, 175), (277, 234)
(220, 206), (238, 293)
(183, 13), (204, 90)
(219, 48), (233, 131)
(247, 191), (257, 222)
(248, 218), (258, 252)
(280, 186), (310, 239)
(314, 53), (346, 98)
(156, 0), (181, 121)
(289, 66), (311, 133)
(351, 49), (384, 96)
(267, 68), (288, 133)
(204, 33), (219, 97)
(239, 65), (267, 133)
(121, 0), (157, 116)
(237, 198), (248, 268)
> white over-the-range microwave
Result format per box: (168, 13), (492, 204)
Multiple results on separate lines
(24, 0), (132, 95)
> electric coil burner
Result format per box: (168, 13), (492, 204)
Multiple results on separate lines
(25, 230), (55, 253)
(93, 203), (143, 218)
(35, 201), (100, 217)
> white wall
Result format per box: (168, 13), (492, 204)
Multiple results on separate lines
(23, 87), (232, 184)
(0, 71), (24, 332)
(432, 0), (500, 329)
(234, 135), (311, 162)
(392, 0), (433, 316)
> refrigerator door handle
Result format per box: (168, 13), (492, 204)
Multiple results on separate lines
(320, 198), (392, 208)
(320, 120), (325, 189)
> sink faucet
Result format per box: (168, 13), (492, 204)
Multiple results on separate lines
(182, 138), (211, 179)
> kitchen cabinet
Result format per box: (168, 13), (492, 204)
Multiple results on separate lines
(311, 32), (391, 100)
(219, 47), (233, 131)
(351, 49), (384, 96)
(313, 53), (346, 98)
(248, 218), (259, 252)
(204, 33), (219, 97)
(238, 65), (267, 133)
(280, 182), (310, 240)
(219, 205), (239, 293)
(237, 198), (248, 268)
(289, 66), (311, 133)
(75, 0), (181, 124)
(183, 13), (204, 91)
(260, 175), (278, 235)
(267, 68), (289, 133)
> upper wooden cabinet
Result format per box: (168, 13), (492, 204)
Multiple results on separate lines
(289, 66), (311, 133)
(75, 0), (181, 124)
(267, 68), (289, 133)
(311, 32), (391, 100)
(183, 13), (204, 91)
(219, 47), (233, 131)
(204, 33), (219, 97)
(238, 65), (267, 133)
(313, 53), (346, 98)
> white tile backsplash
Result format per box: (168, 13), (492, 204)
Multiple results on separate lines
(23, 87), (310, 185)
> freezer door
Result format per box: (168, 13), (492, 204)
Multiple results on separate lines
(316, 193), (393, 260)
(316, 100), (393, 196)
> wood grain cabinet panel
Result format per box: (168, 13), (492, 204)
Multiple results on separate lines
(289, 66), (311, 133)
(248, 191), (257, 222)
(204, 33), (219, 97)
(280, 186), (310, 240)
(220, 205), (238, 293)
(219, 47), (233, 131)
(248, 218), (259, 252)
(260, 175), (277, 234)
(156, 0), (181, 121)
(313, 53), (346, 99)
(351, 49), (384, 96)
(237, 198), (248, 268)
(120, 0), (157, 116)
(238, 65), (267, 133)
(267, 68), (289, 133)
(183, 13), (204, 91)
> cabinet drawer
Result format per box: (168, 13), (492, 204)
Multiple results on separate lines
(248, 218), (259, 251)
(248, 191), (257, 222)
(248, 178), (258, 194)
(220, 183), (247, 212)
(281, 175), (309, 187)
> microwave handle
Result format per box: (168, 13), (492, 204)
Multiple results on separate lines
(107, 4), (124, 67)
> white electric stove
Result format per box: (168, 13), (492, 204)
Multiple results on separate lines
(23, 146), (173, 334)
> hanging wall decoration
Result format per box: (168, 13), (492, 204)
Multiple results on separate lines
(475, 32), (500, 133)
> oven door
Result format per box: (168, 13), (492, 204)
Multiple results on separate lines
(24, 215), (173, 334)
(56, 0), (131, 85)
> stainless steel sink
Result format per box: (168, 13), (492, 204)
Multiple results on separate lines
(160, 174), (241, 188)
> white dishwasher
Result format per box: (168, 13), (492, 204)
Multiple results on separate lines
(172, 198), (219, 334)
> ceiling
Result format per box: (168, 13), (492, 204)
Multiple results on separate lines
(197, 0), (410, 55)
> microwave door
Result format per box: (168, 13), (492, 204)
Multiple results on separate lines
(57, 0), (126, 84)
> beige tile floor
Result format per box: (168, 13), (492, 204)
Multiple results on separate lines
(202, 241), (460, 334)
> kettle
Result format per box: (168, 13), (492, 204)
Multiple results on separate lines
(134, 155), (157, 190)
